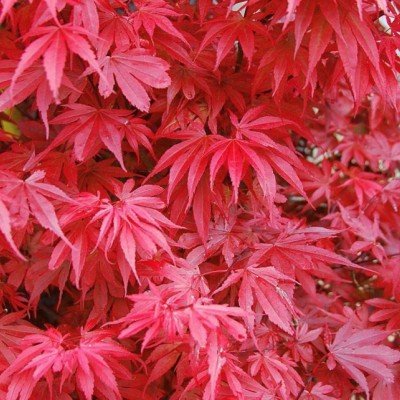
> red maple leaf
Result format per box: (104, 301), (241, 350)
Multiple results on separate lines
(10, 23), (103, 101)
(198, 11), (268, 69)
(327, 323), (400, 398)
(98, 48), (171, 111)
(0, 170), (74, 245)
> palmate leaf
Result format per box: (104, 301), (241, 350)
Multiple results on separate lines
(0, 170), (74, 246)
(197, 11), (269, 69)
(40, 105), (155, 169)
(10, 24), (102, 101)
(0, 60), (79, 136)
(0, 313), (39, 367)
(205, 135), (306, 205)
(89, 180), (178, 284)
(0, 327), (133, 400)
(215, 262), (296, 334)
(98, 48), (171, 112)
(50, 104), (132, 169)
(285, 0), (394, 104)
(146, 124), (218, 204)
(249, 224), (356, 272)
(129, 0), (188, 44)
(327, 323), (400, 398)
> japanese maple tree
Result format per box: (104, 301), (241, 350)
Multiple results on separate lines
(0, 0), (399, 398)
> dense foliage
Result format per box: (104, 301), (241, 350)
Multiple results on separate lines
(0, 0), (400, 398)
